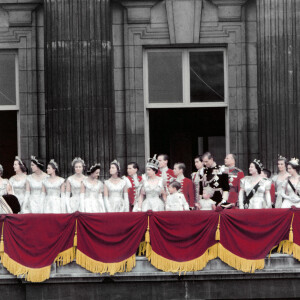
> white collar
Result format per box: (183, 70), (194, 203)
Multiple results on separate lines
(160, 166), (169, 173)
(176, 174), (185, 181)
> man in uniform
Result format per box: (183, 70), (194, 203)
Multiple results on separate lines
(173, 163), (195, 209)
(191, 155), (204, 204)
(202, 152), (229, 205)
(157, 154), (175, 187)
(224, 154), (244, 206)
(124, 162), (142, 211)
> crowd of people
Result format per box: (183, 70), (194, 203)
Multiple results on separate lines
(0, 153), (299, 214)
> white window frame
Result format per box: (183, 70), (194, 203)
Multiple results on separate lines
(143, 48), (229, 159)
(0, 49), (20, 155)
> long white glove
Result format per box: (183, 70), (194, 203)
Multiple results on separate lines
(22, 190), (30, 213)
(124, 192), (129, 212)
(221, 191), (229, 203)
(65, 191), (71, 213)
(104, 196), (111, 212)
(265, 191), (272, 208)
(79, 193), (85, 212)
(98, 193), (106, 212)
(281, 190), (300, 203)
(41, 192), (46, 213)
(60, 193), (66, 213)
(238, 190), (244, 209)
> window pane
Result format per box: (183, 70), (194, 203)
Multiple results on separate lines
(0, 53), (16, 105)
(190, 52), (224, 102)
(148, 52), (183, 103)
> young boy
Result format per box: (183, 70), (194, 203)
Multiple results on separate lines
(165, 181), (189, 211)
(195, 186), (216, 211)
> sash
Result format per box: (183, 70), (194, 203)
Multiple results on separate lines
(288, 179), (300, 196)
(244, 181), (261, 208)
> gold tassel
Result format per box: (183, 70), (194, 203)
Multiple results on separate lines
(74, 219), (78, 247)
(289, 213), (294, 243)
(147, 244), (218, 274)
(218, 243), (264, 273)
(138, 241), (146, 256)
(0, 222), (4, 255)
(76, 249), (136, 275)
(215, 214), (220, 241)
(145, 216), (151, 258)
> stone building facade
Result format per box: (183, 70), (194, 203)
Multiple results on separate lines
(0, 0), (299, 178)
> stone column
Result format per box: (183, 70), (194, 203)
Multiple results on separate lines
(257, 0), (300, 171)
(45, 0), (115, 177)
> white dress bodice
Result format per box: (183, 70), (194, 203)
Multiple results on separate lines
(43, 177), (65, 213)
(272, 173), (289, 208)
(82, 178), (105, 213)
(27, 174), (48, 213)
(281, 178), (300, 208)
(199, 199), (216, 211)
(240, 177), (271, 209)
(141, 178), (165, 212)
(0, 179), (9, 197)
(9, 176), (27, 210)
(105, 179), (127, 212)
(67, 176), (86, 213)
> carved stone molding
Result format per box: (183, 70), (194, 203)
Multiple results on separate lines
(119, 0), (161, 24)
(166, 0), (203, 44)
(1, 4), (39, 27)
(211, 0), (248, 22)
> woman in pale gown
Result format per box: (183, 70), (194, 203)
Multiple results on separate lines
(0, 164), (12, 197)
(42, 160), (65, 213)
(104, 160), (129, 212)
(134, 155), (166, 212)
(80, 164), (105, 213)
(239, 159), (271, 209)
(23, 156), (48, 213)
(272, 155), (289, 208)
(280, 158), (300, 208)
(9, 157), (27, 213)
(66, 157), (87, 213)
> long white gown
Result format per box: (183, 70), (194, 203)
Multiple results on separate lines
(272, 173), (289, 208)
(0, 179), (9, 197)
(82, 179), (105, 213)
(67, 176), (86, 213)
(9, 176), (27, 212)
(26, 174), (48, 213)
(141, 178), (165, 212)
(281, 178), (300, 208)
(104, 179), (129, 212)
(239, 177), (271, 209)
(43, 177), (65, 213)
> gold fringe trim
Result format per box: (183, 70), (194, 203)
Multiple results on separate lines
(215, 214), (221, 241)
(2, 252), (51, 282)
(218, 243), (264, 273)
(277, 240), (300, 261)
(76, 249), (136, 275)
(55, 247), (75, 266)
(147, 244), (218, 274)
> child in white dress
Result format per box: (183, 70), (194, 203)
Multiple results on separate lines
(196, 187), (216, 211)
(165, 181), (189, 211)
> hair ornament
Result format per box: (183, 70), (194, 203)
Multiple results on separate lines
(49, 159), (59, 170)
(87, 163), (101, 174)
(71, 157), (85, 167)
(289, 157), (299, 167)
(278, 154), (287, 161)
(15, 156), (24, 166)
(146, 154), (159, 170)
(31, 155), (44, 168)
(253, 159), (264, 171)
(111, 159), (120, 170)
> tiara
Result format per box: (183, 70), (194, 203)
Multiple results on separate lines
(253, 159), (263, 170)
(31, 155), (44, 167)
(87, 163), (101, 173)
(111, 159), (120, 170)
(15, 156), (24, 166)
(278, 154), (287, 161)
(146, 154), (159, 170)
(289, 158), (299, 166)
(49, 159), (59, 170)
(71, 157), (85, 167)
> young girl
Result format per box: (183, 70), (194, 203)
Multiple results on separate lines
(196, 187), (216, 211)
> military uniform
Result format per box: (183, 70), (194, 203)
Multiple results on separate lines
(124, 175), (142, 211)
(191, 168), (204, 203)
(228, 167), (244, 205)
(203, 164), (229, 205)
(176, 174), (195, 208)
(157, 167), (175, 186)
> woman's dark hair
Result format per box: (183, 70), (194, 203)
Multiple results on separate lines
(111, 163), (121, 177)
(15, 159), (27, 173)
(251, 162), (262, 174)
(287, 162), (300, 173)
(48, 162), (59, 175)
(149, 167), (158, 174)
(87, 165), (101, 175)
(3, 194), (21, 214)
(31, 157), (44, 171)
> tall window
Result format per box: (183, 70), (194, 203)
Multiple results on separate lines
(144, 48), (229, 172)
